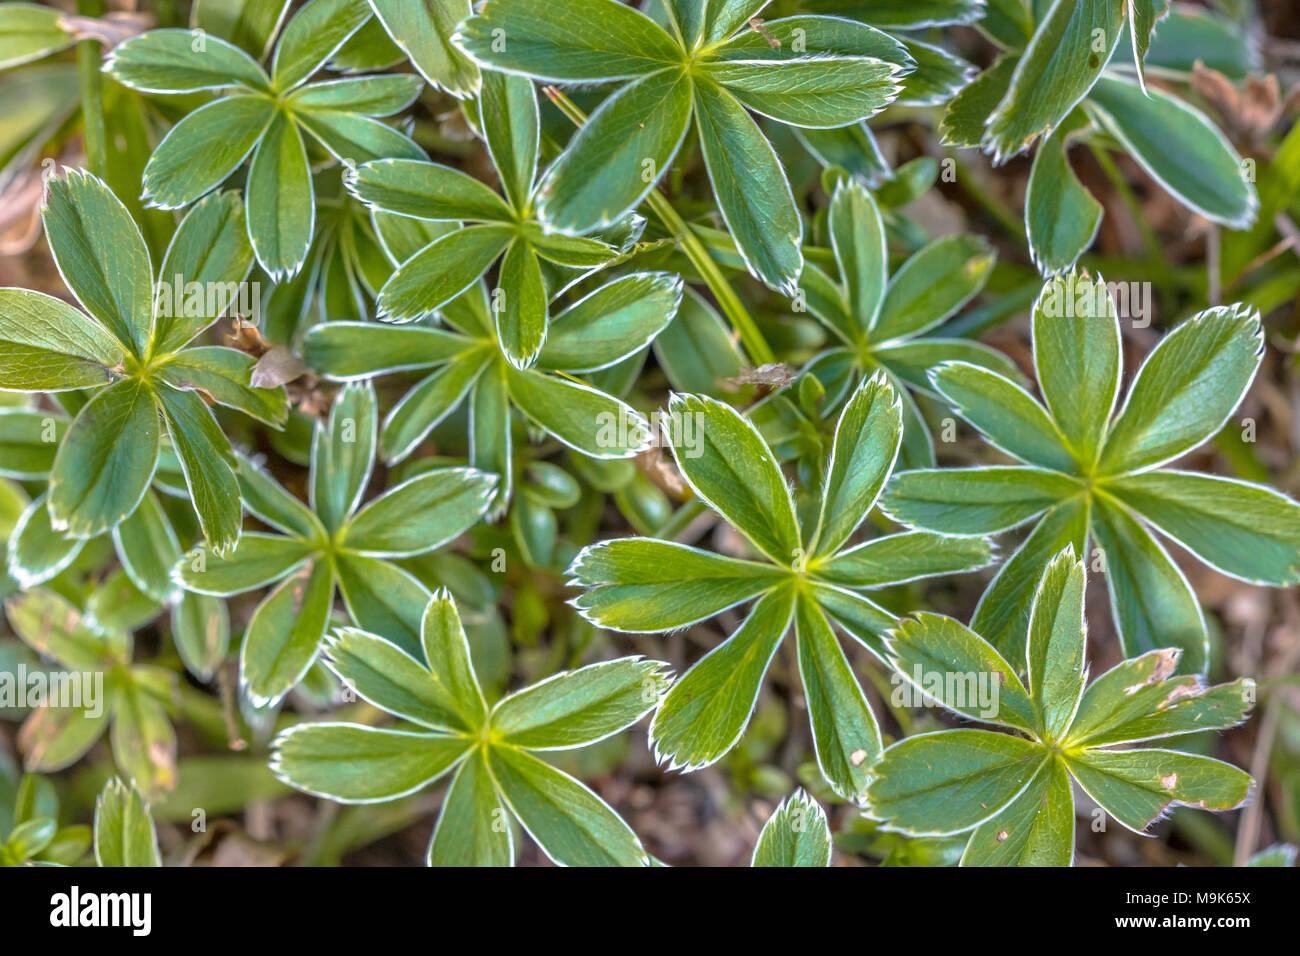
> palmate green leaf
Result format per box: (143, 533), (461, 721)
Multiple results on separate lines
(1031, 273), (1119, 469)
(240, 559), (335, 706)
(340, 467), (496, 557)
(488, 745), (648, 867)
(370, 0), (479, 98)
(7, 493), (84, 588)
(0, 3), (73, 69)
(0, 409), (66, 478)
(104, 28), (271, 94)
(246, 111), (315, 281)
(819, 531), (994, 588)
(751, 790), (832, 867)
(535, 68), (694, 235)
(961, 756), (1073, 867)
(702, 56), (903, 129)
(48, 378), (160, 541)
(795, 593), (881, 802)
(884, 612), (1036, 731)
(1105, 472), (1300, 586)
(113, 491), (182, 603)
(140, 95), (275, 211)
(651, 586), (795, 771)
(270, 0), (371, 92)
(156, 386), (242, 556)
(1067, 749), (1252, 834)
(1090, 493), (1206, 672)
(694, 79), (802, 295)
(43, 170), (154, 358)
(427, 749), (512, 865)
(983, 0), (1124, 162)
(668, 392), (800, 565)
(93, 778), (160, 868)
(490, 658), (668, 750)
(866, 730), (1046, 835)
(812, 372), (900, 557)
(1025, 548), (1087, 742)
(0, 289), (123, 391)
(454, 0), (681, 81)
(1101, 306), (1262, 474)
(1025, 112), (1102, 277)
(272, 724), (470, 802)
(567, 538), (786, 632)
(930, 362), (1074, 473)
(1087, 76), (1256, 229)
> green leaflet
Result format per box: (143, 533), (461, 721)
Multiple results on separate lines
(752, 790), (832, 867)
(370, 0), (480, 97)
(984, 0), (1124, 162)
(961, 757), (1073, 866)
(1087, 76), (1256, 229)
(240, 559), (335, 706)
(246, 111), (315, 282)
(156, 386), (242, 556)
(650, 586), (795, 771)
(272, 724), (471, 802)
(48, 378), (160, 541)
(0, 3), (73, 69)
(1025, 112), (1102, 277)
(93, 778), (161, 867)
(426, 749), (512, 865)
(105, 28), (270, 93)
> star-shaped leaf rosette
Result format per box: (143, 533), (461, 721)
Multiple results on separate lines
(106, 0), (426, 279)
(881, 273), (1300, 674)
(868, 547), (1255, 866)
(343, 71), (636, 368)
(303, 270), (681, 514)
(453, 0), (910, 294)
(172, 382), (497, 706)
(272, 589), (670, 866)
(0, 171), (287, 557)
(781, 179), (1014, 468)
(566, 373), (996, 802)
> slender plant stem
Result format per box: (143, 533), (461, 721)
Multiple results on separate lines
(542, 86), (775, 365)
(76, 0), (108, 180)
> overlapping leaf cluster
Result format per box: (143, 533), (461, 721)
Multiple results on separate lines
(0, 0), (1292, 868)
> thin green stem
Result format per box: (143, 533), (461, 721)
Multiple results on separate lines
(543, 86), (775, 365)
(76, 0), (108, 180)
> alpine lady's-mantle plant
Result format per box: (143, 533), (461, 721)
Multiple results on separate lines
(568, 373), (994, 802)
(173, 382), (496, 706)
(881, 272), (1300, 673)
(0, 171), (285, 556)
(0, 0), (1282, 871)
(870, 547), (1254, 866)
(272, 589), (669, 866)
